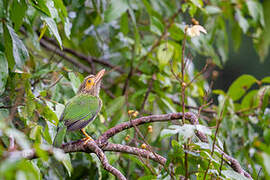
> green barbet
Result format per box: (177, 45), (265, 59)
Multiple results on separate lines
(53, 69), (105, 147)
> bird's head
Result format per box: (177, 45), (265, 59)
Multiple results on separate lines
(78, 69), (105, 96)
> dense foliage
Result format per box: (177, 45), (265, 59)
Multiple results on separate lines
(0, 0), (270, 179)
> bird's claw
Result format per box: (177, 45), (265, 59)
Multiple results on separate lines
(82, 136), (94, 145)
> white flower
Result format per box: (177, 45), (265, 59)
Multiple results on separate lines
(186, 25), (207, 37)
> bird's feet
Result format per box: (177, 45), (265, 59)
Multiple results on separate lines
(82, 136), (94, 145)
(81, 129), (94, 145)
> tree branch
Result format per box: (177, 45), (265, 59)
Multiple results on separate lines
(103, 143), (166, 165)
(97, 112), (197, 146)
(42, 36), (125, 74)
(85, 141), (126, 180)
(5, 112), (253, 179)
(40, 39), (92, 73)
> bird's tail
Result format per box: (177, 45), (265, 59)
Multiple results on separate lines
(53, 121), (67, 147)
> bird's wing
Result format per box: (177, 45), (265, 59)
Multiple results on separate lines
(60, 94), (101, 131)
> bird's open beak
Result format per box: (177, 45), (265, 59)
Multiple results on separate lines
(95, 69), (106, 83)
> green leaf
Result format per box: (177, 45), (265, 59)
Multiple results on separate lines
(0, 52), (8, 95)
(254, 0), (270, 62)
(231, 23), (242, 52)
(128, 8), (141, 56)
(222, 170), (250, 180)
(157, 42), (174, 68)
(90, 154), (102, 180)
(246, 0), (263, 23)
(64, 17), (71, 39)
(190, 0), (203, 8)
(0, 0), (6, 18)
(262, 153), (270, 176)
(227, 75), (257, 101)
(10, 0), (27, 31)
(120, 13), (129, 35)
(46, 0), (58, 19)
(53, 0), (67, 20)
(122, 154), (152, 175)
(106, 96), (125, 117)
(30, 0), (51, 16)
(37, 102), (58, 125)
(53, 149), (72, 176)
(41, 16), (62, 48)
(235, 9), (249, 33)
(68, 72), (81, 94)
(205, 5), (221, 14)
(168, 23), (184, 41)
(241, 90), (258, 109)
(262, 77), (270, 84)
(38, 23), (48, 41)
(29, 125), (42, 143)
(43, 123), (53, 144)
(104, 0), (129, 22)
(150, 16), (164, 36)
(3, 24), (29, 69)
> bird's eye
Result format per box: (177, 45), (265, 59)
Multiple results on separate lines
(88, 79), (91, 83)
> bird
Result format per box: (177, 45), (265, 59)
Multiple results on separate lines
(53, 69), (105, 147)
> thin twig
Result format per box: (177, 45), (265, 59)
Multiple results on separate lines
(256, 167), (262, 180)
(40, 39), (92, 73)
(219, 153), (224, 175)
(169, 60), (183, 83)
(42, 36), (124, 74)
(203, 108), (224, 180)
(122, 64), (133, 96)
(46, 75), (64, 89)
(171, 99), (216, 114)
(186, 63), (209, 87)
(140, 74), (155, 113)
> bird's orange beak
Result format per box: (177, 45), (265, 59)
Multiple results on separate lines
(95, 69), (105, 83)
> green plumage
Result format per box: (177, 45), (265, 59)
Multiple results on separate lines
(53, 69), (105, 147)
(62, 94), (101, 130)
(53, 94), (101, 147)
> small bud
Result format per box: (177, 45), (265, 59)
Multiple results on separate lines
(212, 70), (219, 80)
(181, 82), (186, 87)
(128, 110), (135, 115)
(254, 140), (261, 147)
(148, 125), (153, 133)
(141, 143), (147, 149)
(128, 110), (139, 118)
(191, 18), (199, 25)
(125, 135), (130, 141)
(132, 111), (139, 118)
